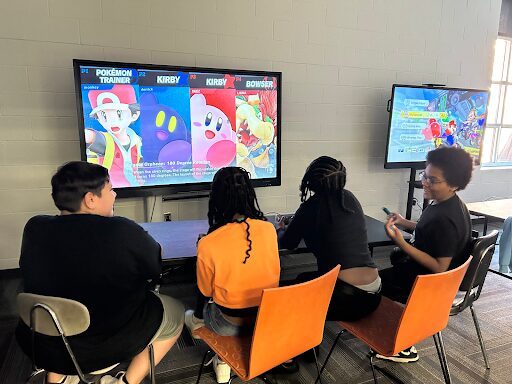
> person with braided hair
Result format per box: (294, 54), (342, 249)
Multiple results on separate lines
(184, 167), (280, 383)
(278, 156), (381, 321)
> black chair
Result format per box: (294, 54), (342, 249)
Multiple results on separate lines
(450, 230), (499, 370)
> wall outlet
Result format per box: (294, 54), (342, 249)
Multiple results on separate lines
(164, 212), (172, 221)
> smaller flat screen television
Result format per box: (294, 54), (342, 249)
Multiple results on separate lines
(73, 59), (281, 198)
(384, 84), (489, 169)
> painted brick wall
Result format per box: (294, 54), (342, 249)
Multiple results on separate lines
(0, 0), (506, 269)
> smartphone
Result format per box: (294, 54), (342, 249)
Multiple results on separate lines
(382, 207), (391, 215)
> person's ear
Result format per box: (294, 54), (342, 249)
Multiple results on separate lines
(83, 191), (96, 210)
(131, 110), (140, 122)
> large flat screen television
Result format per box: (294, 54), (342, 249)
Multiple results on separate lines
(73, 59), (281, 197)
(384, 84), (489, 169)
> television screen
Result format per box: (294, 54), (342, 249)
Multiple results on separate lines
(384, 84), (489, 169)
(73, 59), (281, 197)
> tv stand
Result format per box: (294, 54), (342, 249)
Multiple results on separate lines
(405, 168), (428, 220)
(144, 195), (163, 222)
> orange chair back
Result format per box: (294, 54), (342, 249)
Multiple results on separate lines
(393, 257), (472, 354)
(248, 265), (340, 378)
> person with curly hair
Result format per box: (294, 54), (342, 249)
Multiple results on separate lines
(278, 156), (382, 322)
(184, 167), (280, 383)
(379, 146), (473, 363)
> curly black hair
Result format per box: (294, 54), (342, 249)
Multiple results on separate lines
(207, 167), (266, 263)
(426, 147), (473, 190)
(300, 156), (353, 213)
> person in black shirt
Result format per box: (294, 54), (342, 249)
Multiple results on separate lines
(16, 162), (184, 384)
(278, 156), (381, 321)
(378, 146), (473, 363)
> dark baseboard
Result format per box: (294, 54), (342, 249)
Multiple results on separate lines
(0, 268), (20, 279)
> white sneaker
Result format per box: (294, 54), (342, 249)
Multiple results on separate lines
(99, 372), (125, 384)
(184, 309), (205, 338)
(56, 376), (80, 384)
(212, 355), (231, 383)
(376, 346), (419, 363)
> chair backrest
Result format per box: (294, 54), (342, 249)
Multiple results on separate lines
(459, 230), (499, 294)
(17, 293), (90, 337)
(248, 265), (340, 378)
(393, 257), (471, 354)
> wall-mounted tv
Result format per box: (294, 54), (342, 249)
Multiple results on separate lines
(384, 84), (489, 169)
(73, 59), (281, 198)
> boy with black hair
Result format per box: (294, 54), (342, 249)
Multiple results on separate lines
(16, 161), (184, 384)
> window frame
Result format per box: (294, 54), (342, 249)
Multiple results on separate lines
(482, 37), (512, 168)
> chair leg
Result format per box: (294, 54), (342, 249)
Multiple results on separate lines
(368, 350), (378, 384)
(313, 346), (323, 384)
(433, 334), (449, 383)
(315, 329), (345, 384)
(148, 343), (156, 384)
(26, 368), (45, 383)
(470, 305), (490, 369)
(196, 349), (214, 384)
(434, 332), (452, 384)
(370, 351), (406, 384)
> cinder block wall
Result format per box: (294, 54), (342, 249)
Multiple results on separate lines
(0, 0), (506, 269)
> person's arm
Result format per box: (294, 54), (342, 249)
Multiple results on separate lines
(276, 205), (307, 250)
(388, 212), (417, 230)
(385, 217), (454, 273)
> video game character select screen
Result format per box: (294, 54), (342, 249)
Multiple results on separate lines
(76, 63), (279, 189)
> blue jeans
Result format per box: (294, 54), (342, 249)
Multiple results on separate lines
(499, 216), (512, 272)
(203, 301), (254, 336)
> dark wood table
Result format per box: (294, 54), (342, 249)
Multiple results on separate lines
(467, 199), (512, 235)
(140, 215), (408, 264)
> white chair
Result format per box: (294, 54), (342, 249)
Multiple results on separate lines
(17, 293), (156, 384)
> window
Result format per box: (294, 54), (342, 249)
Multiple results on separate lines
(482, 38), (512, 166)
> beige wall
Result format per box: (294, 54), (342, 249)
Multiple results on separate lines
(0, 0), (506, 269)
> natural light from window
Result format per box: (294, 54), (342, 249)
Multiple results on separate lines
(482, 38), (512, 166)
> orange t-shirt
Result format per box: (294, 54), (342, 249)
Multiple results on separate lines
(196, 218), (280, 309)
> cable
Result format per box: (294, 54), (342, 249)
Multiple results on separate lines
(149, 196), (157, 222)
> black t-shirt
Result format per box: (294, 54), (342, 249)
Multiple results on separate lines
(399, 194), (471, 285)
(278, 190), (376, 274)
(15, 214), (164, 374)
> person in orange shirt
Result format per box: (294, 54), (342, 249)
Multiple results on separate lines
(184, 167), (280, 383)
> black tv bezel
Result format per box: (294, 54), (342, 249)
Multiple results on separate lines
(384, 83), (489, 170)
(73, 59), (282, 198)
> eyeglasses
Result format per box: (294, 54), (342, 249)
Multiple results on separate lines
(419, 171), (446, 186)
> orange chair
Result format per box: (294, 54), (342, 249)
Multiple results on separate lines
(318, 257), (471, 384)
(193, 265), (340, 383)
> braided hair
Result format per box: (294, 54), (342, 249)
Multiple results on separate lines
(207, 167), (266, 263)
(300, 156), (353, 214)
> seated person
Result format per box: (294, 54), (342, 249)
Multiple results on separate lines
(499, 216), (512, 273)
(277, 156), (382, 322)
(16, 161), (184, 384)
(184, 167), (280, 383)
(379, 146), (473, 363)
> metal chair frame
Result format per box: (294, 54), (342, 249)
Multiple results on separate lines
(450, 230), (499, 370)
(23, 297), (156, 384)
